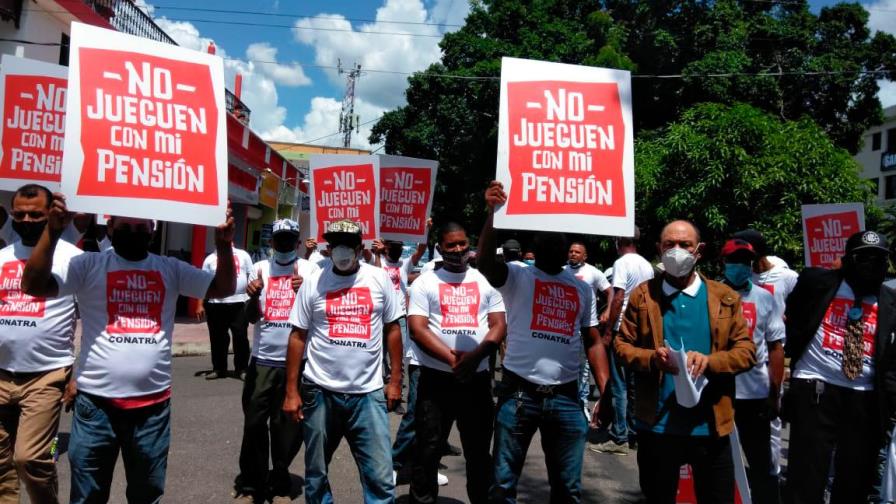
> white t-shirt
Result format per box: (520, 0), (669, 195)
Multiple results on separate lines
(753, 263), (798, 313)
(498, 263), (598, 385)
(98, 236), (113, 252)
(0, 219), (83, 247)
(382, 257), (414, 302)
(57, 252), (213, 398)
(290, 263), (403, 394)
(793, 280), (877, 390)
(308, 250), (326, 264)
(0, 241), (82, 372)
(735, 285), (785, 400)
(611, 252), (655, 329)
(407, 267), (505, 373)
(250, 258), (320, 362)
(202, 248), (254, 304)
(564, 262), (611, 296)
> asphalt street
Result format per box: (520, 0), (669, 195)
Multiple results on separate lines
(40, 356), (643, 503)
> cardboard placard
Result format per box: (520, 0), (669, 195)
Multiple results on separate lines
(60, 22), (227, 227)
(494, 57), (634, 236)
(378, 155), (437, 243)
(801, 203), (865, 268)
(309, 154), (379, 245)
(0, 55), (68, 191)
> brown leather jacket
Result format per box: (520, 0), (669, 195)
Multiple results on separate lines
(614, 274), (756, 437)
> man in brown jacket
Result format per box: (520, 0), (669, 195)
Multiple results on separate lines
(614, 220), (755, 504)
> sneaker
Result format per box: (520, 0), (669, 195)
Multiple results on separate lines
(206, 371), (226, 380)
(271, 496), (292, 503)
(231, 492), (255, 503)
(589, 440), (630, 455)
(437, 472), (448, 486)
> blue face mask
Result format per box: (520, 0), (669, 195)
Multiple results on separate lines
(524, 259), (535, 266)
(724, 263), (752, 289)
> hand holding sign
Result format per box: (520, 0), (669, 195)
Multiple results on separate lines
(47, 193), (71, 236)
(485, 180), (507, 211)
(214, 203), (234, 246)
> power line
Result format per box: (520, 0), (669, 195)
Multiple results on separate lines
(145, 5), (465, 28)
(293, 116), (383, 147)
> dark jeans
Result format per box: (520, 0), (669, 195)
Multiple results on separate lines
(490, 373), (588, 503)
(609, 342), (635, 445)
(734, 398), (778, 504)
(785, 377), (880, 504)
(205, 301), (250, 373)
(235, 361), (303, 499)
(392, 364), (420, 471)
(69, 393), (170, 504)
(409, 368), (493, 504)
(636, 431), (734, 504)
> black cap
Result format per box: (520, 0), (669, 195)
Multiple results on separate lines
(845, 230), (889, 255)
(733, 229), (767, 257)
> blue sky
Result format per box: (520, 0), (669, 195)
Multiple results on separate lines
(139, 0), (895, 150)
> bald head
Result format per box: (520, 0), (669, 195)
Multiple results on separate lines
(659, 220), (701, 253)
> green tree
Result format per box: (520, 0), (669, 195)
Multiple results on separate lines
(635, 102), (879, 267)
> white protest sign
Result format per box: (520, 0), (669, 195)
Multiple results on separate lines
(801, 203), (865, 268)
(494, 57), (634, 236)
(309, 154), (379, 245)
(378, 155), (437, 243)
(61, 22), (227, 226)
(0, 55), (68, 191)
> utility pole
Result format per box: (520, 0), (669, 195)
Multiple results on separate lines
(337, 59), (362, 149)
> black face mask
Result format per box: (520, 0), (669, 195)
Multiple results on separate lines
(112, 228), (152, 261)
(440, 247), (469, 272)
(387, 246), (403, 263)
(844, 255), (888, 295)
(12, 220), (47, 246)
(567, 259), (583, 269)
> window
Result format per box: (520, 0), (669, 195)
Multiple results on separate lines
(869, 177), (880, 197)
(889, 128), (896, 152)
(885, 175), (896, 200)
(58, 33), (69, 67)
(873, 132), (882, 151)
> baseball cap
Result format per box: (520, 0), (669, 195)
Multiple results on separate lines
(503, 239), (521, 252)
(272, 219), (299, 236)
(323, 219), (363, 245)
(845, 230), (889, 255)
(733, 229), (767, 257)
(720, 239), (756, 259)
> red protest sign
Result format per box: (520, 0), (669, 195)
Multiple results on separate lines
(495, 57), (634, 236)
(379, 155), (437, 243)
(801, 204), (865, 268)
(309, 154), (379, 244)
(61, 22), (227, 227)
(0, 55), (68, 191)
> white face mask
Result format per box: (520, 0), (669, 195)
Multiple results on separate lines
(272, 250), (297, 264)
(331, 245), (358, 272)
(661, 246), (697, 278)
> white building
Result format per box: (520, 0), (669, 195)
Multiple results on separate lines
(855, 105), (896, 202)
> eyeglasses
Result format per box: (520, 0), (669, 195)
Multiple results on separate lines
(10, 211), (47, 221)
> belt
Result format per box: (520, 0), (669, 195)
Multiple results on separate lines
(502, 370), (578, 398)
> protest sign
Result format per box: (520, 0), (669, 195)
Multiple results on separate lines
(0, 55), (68, 191)
(801, 203), (865, 268)
(309, 154), (379, 244)
(60, 22), (227, 227)
(494, 57), (634, 236)
(378, 155), (437, 243)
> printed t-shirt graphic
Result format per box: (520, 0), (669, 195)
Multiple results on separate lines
(56, 251), (213, 398)
(0, 241), (81, 372)
(289, 263), (403, 394)
(734, 286), (785, 400)
(498, 262), (597, 385)
(409, 267), (505, 373)
(202, 248), (254, 303)
(250, 258), (320, 363)
(793, 280), (878, 390)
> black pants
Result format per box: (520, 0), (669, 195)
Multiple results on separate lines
(205, 301), (250, 373)
(734, 398), (778, 504)
(409, 368), (494, 504)
(636, 431), (734, 504)
(785, 377), (880, 504)
(235, 360), (303, 499)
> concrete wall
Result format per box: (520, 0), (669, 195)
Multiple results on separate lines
(0, 4), (69, 64)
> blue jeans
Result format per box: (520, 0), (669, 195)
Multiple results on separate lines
(302, 381), (394, 504)
(490, 379), (588, 503)
(391, 364), (420, 470)
(69, 393), (171, 504)
(609, 348), (634, 444)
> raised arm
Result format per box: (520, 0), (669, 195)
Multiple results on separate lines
(22, 193), (69, 298)
(477, 181), (509, 288)
(205, 209), (236, 299)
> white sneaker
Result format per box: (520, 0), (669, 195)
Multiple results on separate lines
(437, 472), (448, 486)
(392, 470), (397, 486)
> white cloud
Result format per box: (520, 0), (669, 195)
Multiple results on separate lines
(880, 79), (896, 108)
(263, 97), (387, 149)
(866, 0), (896, 35)
(245, 43), (311, 87)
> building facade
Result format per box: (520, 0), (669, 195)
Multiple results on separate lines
(855, 105), (896, 202)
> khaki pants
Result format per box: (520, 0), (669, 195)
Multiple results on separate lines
(0, 366), (70, 504)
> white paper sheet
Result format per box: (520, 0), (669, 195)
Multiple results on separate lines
(669, 345), (708, 408)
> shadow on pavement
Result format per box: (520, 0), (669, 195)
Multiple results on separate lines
(289, 473), (304, 499)
(395, 496), (464, 503)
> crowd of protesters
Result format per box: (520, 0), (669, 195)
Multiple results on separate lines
(1, 180), (894, 504)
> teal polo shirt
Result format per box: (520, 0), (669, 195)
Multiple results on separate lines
(649, 276), (713, 437)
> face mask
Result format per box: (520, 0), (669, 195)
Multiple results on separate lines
(440, 247), (470, 271)
(724, 263), (752, 289)
(112, 228), (151, 261)
(11, 219), (46, 245)
(567, 259), (583, 269)
(387, 246), (402, 263)
(661, 247), (697, 278)
(331, 245), (358, 272)
(272, 250), (297, 264)
(524, 259), (536, 266)
(844, 256), (887, 295)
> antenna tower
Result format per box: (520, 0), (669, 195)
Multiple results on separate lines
(337, 59), (362, 148)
